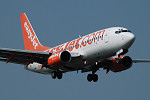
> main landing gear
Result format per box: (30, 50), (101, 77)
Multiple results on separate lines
(87, 74), (98, 82)
(51, 71), (63, 79)
(86, 62), (99, 82)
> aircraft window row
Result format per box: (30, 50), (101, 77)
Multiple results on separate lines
(115, 29), (131, 34)
(66, 35), (103, 50)
(66, 44), (79, 50)
(82, 35), (102, 45)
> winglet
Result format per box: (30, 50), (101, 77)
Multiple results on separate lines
(20, 13), (50, 51)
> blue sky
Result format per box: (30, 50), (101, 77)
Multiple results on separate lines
(0, 0), (150, 100)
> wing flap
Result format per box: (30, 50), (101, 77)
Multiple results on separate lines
(0, 48), (52, 65)
(0, 48), (50, 57)
(0, 58), (28, 65)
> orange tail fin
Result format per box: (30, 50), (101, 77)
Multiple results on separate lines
(20, 13), (50, 51)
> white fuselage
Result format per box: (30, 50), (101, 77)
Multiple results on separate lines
(26, 27), (135, 74)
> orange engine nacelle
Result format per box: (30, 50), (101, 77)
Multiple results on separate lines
(110, 56), (133, 72)
(48, 51), (71, 67)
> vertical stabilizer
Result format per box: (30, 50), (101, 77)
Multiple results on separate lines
(20, 13), (50, 51)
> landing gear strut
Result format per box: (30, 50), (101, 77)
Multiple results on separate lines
(87, 74), (98, 82)
(86, 62), (99, 82)
(52, 71), (63, 79)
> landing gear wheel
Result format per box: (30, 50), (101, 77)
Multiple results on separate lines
(52, 71), (57, 79)
(87, 74), (93, 82)
(93, 74), (98, 82)
(87, 74), (98, 82)
(57, 72), (63, 79)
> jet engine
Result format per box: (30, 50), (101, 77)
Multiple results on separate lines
(110, 56), (133, 72)
(48, 51), (71, 67)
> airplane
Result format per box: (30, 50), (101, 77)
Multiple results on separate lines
(0, 13), (150, 82)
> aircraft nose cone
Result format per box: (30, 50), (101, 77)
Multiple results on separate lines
(123, 32), (135, 48)
(122, 32), (135, 49)
(128, 33), (135, 43)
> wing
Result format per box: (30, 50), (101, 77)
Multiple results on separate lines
(132, 59), (150, 63)
(0, 48), (51, 65)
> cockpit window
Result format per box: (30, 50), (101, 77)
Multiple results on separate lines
(115, 31), (121, 34)
(115, 29), (131, 34)
(122, 30), (131, 32)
